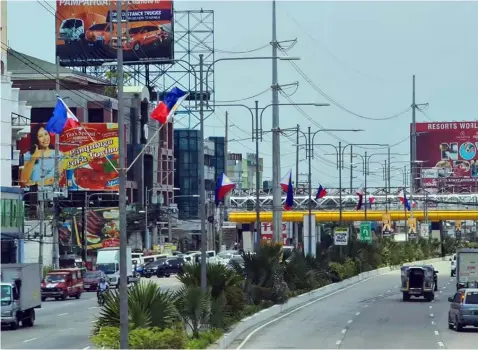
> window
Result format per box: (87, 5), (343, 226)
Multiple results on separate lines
(453, 293), (462, 303)
(465, 292), (478, 305)
(189, 138), (198, 150)
(89, 23), (108, 31)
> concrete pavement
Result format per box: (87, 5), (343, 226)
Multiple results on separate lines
(1, 276), (182, 349)
(231, 260), (477, 349)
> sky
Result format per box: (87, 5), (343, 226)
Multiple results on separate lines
(6, 0), (478, 190)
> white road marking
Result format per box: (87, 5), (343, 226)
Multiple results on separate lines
(347, 319), (353, 324)
(439, 291), (443, 294)
(341, 329), (347, 334)
(88, 306), (99, 309)
(364, 305), (369, 308)
(430, 313), (434, 318)
(83, 347), (91, 350)
(378, 294), (383, 297)
(431, 320), (436, 325)
(59, 328), (74, 332)
(371, 299), (376, 302)
(438, 342), (445, 347)
(442, 286), (446, 289)
(234, 272), (402, 349)
(355, 312), (360, 316)
(395, 285), (399, 288)
(336, 340), (342, 345)
(91, 320), (98, 323)
(429, 305), (433, 309)
(23, 338), (37, 343)
(58, 313), (68, 316)
(434, 330), (440, 336)
(387, 290), (391, 293)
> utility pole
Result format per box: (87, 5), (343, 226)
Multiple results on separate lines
(219, 111), (228, 252)
(410, 75), (417, 206)
(364, 151), (368, 220)
(52, 56), (60, 269)
(254, 101), (261, 252)
(295, 124), (299, 193)
(82, 193), (87, 263)
(218, 203), (224, 252)
(271, 0), (282, 243)
(38, 154), (45, 271)
(144, 187), (150, 250)
(199, 54), (207, 292)
(115, 0), (129, 347)
(167, 208), (172, 243)
(350, 145), (353, 193)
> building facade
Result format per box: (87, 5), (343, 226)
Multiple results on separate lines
(174, 129), (215, 220)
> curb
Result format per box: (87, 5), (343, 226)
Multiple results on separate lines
(212, 256), (450, 349)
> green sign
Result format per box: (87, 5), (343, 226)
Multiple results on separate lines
(360, 222), (372, 243)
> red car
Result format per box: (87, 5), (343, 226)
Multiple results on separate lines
(83, 270), (108, 292)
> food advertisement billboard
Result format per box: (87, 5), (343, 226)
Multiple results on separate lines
(56, 0), (174, 66)
(415, 122), (478, 191)
(17, 123), (120, 191)
(72, 207), (120, 250)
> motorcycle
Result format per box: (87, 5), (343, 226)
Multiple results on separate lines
(97, 289), (108, 306)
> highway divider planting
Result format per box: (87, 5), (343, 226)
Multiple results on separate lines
(90, 236), (473, 349)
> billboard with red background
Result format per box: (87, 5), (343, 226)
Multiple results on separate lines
(17, 123), (120, 191)
(415, 121), (478, 191)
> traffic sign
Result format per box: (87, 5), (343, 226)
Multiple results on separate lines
(360, 222), (372, 243)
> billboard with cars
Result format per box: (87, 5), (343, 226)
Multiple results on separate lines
(414, 121), (478, 191)
(56, 0), (174, 66)
(17, 123), (120, 191)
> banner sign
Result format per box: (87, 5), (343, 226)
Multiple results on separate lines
(334, 227), (349, 246)
(408, 217), (418, 239)
(381, 213), (393, 237)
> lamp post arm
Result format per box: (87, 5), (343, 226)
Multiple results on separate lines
(209, 103), (255, 138)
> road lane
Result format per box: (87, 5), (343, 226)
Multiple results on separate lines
(1, 277), (183, 349)
(231, 260), (453, 349)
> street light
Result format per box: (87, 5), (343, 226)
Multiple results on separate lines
(212, 102), (327, 249)
(294, 128), (362, 255)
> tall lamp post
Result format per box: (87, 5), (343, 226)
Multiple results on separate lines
(294, 128), (362, 255)
(213, 102), (327, 250)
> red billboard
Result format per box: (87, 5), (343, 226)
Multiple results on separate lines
(56, 0), (174, 66)
(17, 123), (120, 191)
(415, 121), (478, 191)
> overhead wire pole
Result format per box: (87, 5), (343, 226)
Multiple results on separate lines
(199, 54), (207, 292)
(52, 56), (60, 269)
(410, 75), (417, 220)
(271, 0), (282, 243)
(116, 0), (129, 348)
(219, 111), (229, 252)
(255, 101), (261, 252)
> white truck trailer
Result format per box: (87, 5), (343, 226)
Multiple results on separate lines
(1, 263), (41, 329)
(456, 248), (478, 290)
(96, 246), (133, 288)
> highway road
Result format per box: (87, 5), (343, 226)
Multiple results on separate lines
(231, 260), (477, 349)
(1, 276), (182, 349)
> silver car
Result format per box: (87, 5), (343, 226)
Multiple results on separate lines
(448, 288), (478, 331)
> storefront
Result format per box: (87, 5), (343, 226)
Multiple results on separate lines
(1, 187), (24, 263)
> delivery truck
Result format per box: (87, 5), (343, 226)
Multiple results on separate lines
(96, 247), (133, 288)
(1, 263), (41, 330)
(455, 248), (478, 290)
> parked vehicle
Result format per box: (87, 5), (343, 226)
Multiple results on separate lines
(450, 253), (457, 277)
(58, 13), (106, 42)
(96, 247), (133, 288)
(85, 22), (116, 46)
(1, 263), (41, 330)
(401, 265), (438, 301)
(156, 257), (184, 277)
(83, 270), (108, 292)
(41, 268), (83, 301)
(455, 248), (478, 290)
(123, 24), (169, 51)
(448, 288), (478, 331)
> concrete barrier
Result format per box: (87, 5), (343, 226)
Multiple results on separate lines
(212, 256), (450, 349)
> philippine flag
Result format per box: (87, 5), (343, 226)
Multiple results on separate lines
(151, 87), (188, 124)
(368, 195), (376, 209)
(316, 185), (327, 199)
(280, 170), (292, 192)
(284, 171), (294, 211)
(215, 173), (235, 206)
(356, 187), (364, 210)
(398, 189), (411, 211)
(45, 97), (80, 135)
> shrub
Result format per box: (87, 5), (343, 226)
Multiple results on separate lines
(174, 286), (211, 338)
(91, 326), (187, 349)
(93, 281), (178, 334)
(186, 329), (223, 349)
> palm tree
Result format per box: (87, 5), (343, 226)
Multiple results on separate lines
(93, 281), (179, 334)
(174, 286), (211, 338)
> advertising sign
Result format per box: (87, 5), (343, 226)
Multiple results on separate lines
(408, 217), (418, 239)
(17, 123), (120, 191)
(72, 207), (120, 250)
(415, 122), (478, 190)
(381, 213), (393, 237)
(261, 223), (287, 244)
(334, 227), (349, 246)
(360, 222), (372, 243)
(56, 0), (174, 66)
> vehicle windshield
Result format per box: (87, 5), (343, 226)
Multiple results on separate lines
(89, 23), (108, 31)
(129, 27), (144, 35)
(84, 271), (102, 279)
(218, 252), (232, 259)
(465, 292), (478, 304)
(1, 285), (12, 306)
(146, 259), (166, 267)
(45, 274), (67, 283)
(96, 263), (116, 275)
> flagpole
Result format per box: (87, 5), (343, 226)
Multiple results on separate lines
(127, 123), (165, 172)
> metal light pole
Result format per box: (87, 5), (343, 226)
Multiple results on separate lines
(254, 101), (261, 252)
(115, 0), (128, 347)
